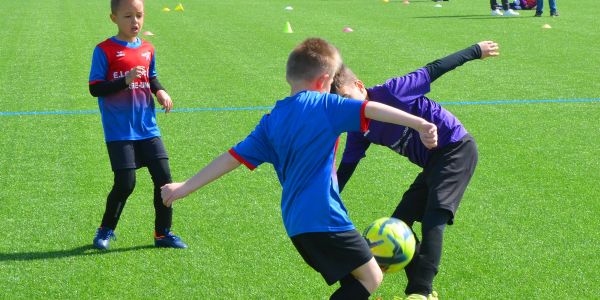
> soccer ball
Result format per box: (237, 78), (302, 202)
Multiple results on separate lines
(363, 217), (416, 273)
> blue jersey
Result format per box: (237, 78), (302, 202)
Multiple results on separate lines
(89, 37), (160, 142)
(341, 68), (467, 168)
(230, 91), (369, 237)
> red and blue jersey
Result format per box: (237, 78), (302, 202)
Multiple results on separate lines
(229, 91), (369, 237)
(89, 37), (160, 142)
(341, 68), (467, 168)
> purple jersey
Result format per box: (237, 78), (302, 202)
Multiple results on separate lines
(341, 68), (467, 168)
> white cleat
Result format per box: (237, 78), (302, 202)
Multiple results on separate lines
(503, 9), (520, 16)
(491, 9), (503, 16)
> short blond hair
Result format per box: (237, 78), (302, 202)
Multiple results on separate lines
(286, 38), (342, 84)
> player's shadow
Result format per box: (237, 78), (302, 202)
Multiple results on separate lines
(414, 14), (525, 19)
(0, 244), (155, 262)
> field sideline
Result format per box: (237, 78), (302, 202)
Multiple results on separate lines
(1, 0), (599, 299)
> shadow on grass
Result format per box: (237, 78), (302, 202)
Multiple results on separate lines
(414, 14), (528, 19)
(0, 244), (155, 262)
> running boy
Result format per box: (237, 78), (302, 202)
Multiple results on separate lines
(160, 38), (438, 299)
(88, 0), (187, 250)
(331, 41), (499, 300)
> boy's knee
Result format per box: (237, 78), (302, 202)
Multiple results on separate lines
(113, 170), (136, 194)
(352, 258), (383, 293)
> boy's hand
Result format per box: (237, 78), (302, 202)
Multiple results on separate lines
(125, 66), (146, 84)
(417, 122), (438, 149)
(156, 90), (173, 113)
(161, 182), (189, 207)
(478, 41), (499, 59)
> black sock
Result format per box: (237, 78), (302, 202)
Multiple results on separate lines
(100, 169), (136, 230)
(405, 209), (451, 295)
(330, 274), (370, 300)
(147, 159), (173, 233)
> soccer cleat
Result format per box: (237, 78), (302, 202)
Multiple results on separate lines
(93, 227), (116, 250)
(154, 230), (188, 249)
(404, 291), (438, 300)
(534, 11), (543, 17)
(503, 9), (520, 16)
(550, 11), (559, 17)
(491, 9), (503, 16)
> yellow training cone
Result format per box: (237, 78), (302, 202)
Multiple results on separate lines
(542, 24), (552, 29)
(162, 7), (171, 12)
(175, 3), (184, 11)
(284, 21), (293, 33)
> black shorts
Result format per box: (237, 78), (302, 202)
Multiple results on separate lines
(291, 230), (373, 285)
(393, 134), (478, 225)
(106, 137), (169, 171)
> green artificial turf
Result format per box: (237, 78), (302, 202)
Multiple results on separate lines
(1, 0), (599, 299)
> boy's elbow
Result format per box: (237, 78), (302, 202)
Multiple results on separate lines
(89, 84), (99, 97)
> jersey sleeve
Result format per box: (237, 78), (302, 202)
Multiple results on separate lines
(384, 68), (431, 102)
(229, 115), (274, 170)
(341, 131), (371, 164)
(89, 46), (108, 84)
(325, 94), (370, 135)
(149, 51), (158, 79)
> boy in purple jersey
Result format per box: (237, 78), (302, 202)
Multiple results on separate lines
(331, 41), (500, 299)
(161, 38), (438, 299)
(88, 0), (187, 250)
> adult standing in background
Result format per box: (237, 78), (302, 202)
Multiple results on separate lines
(534, 0), (559, 16)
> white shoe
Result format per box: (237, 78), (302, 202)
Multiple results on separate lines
(491, 9), (503, 16)
(503, 9), (520, 16)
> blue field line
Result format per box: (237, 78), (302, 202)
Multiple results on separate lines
(0, 98), (598, 117)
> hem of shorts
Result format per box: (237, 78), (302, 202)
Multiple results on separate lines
(104, 134), (161, 143)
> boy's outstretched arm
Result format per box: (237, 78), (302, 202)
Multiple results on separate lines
(364, 101), (438, 149)
(161, 152), (242, 207)
(425, 41), (499, 82)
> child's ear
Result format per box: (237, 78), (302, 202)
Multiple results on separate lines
(110, 13), (117, 24)
(356, 80), (367, 94)
(314, 73), (331, 92)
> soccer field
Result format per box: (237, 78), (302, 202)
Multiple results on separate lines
(1, 0), (599, 299)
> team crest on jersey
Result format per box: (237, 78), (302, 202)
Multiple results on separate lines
(116, 51), (125, 58)
(141, 51), (151, 61)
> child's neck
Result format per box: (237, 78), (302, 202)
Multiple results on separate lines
(115, 33), (138, 43)
(290, 84), (326, 96)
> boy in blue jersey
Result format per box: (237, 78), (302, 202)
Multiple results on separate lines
(330, 41), (500, 299)
(160, 38), (438, 299)
(88, 0), (186, 250)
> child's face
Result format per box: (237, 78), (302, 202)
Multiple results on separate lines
(337, 80), (367, 101)
(111, 0), (144, 41)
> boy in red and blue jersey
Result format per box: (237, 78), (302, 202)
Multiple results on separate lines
(331, 41), (500, 299)
(88, 0), (186, 250)
(160, 38), (438, 298)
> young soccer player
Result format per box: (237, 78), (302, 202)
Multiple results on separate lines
(331, 41), (500, 300)
(88, 0), (187, 250)
(160, 38), (438, 299)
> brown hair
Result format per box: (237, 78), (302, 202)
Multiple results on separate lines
(286, 38), (341, 84)
(111, 0), (143, 14)
(331, 64), (357, 95)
